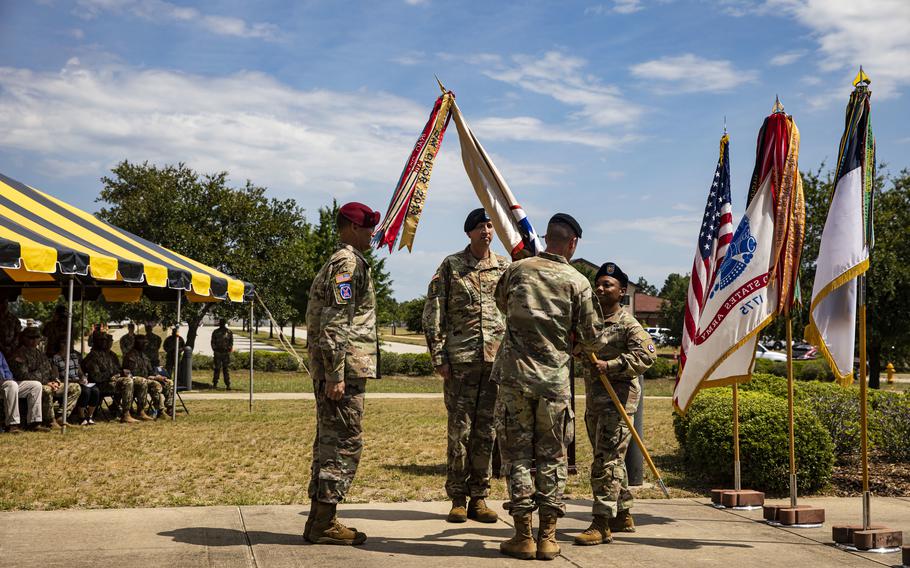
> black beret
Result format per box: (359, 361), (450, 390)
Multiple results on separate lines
(548, 213), (582, 238)
(596, 262), (628, 287)
(463, 208), (490, 233)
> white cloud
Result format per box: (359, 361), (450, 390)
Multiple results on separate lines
(75, 0), (279, 40)
(630, 54), (758, 93)
(405, 0), (429, 5)
(471, 116), (634, 150)
(766, 0), (910, 99)
(483, 51), (644, 128)
(769, 49), (807, 66)
(594, 214), (700, 248)
(69, 28), (86, 40)
(585, 0), (644, 15)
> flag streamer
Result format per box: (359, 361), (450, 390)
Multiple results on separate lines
(372, 91), (454, 252)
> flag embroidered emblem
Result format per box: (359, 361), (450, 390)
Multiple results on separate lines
(711, 218), (757, 298)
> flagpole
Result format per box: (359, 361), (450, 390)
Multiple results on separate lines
(732, 382), (741, 491)
(858, 274), (870, 530)
(787, 313), (797, 508)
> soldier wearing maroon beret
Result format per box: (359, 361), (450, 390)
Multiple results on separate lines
(303, 201), (380, 546)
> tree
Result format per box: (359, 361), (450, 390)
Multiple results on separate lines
(97, 161), (308, 350)
(635, 276), (658, 296)
(399, 297), (426, 333)
(658, 273), (689, 346)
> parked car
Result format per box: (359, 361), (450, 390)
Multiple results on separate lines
(645, 327), (672, 345)
(755, 343), (787, 362)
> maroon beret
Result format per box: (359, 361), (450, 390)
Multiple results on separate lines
(339, 202), (381, 227)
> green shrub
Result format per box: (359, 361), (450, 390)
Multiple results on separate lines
(190, 351), (301, 372)
(753, 358), (834, 381)
(377, 351), (434, 376)
(754, 359), (787, 378)
(870, 391), (910, 463)
(380, 351), (401, 376)
(682, 389), (834, 493)
(645, 356), (677, 379)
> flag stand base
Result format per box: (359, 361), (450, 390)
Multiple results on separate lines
(711, 489), (764, 509)
(901, 544), (909, 566)
(762, 504), (824, 527)
(832, 524), (903, 552)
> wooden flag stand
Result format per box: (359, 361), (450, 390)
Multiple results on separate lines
(762, 314), (825, 526)
(710, 382), (764, 509)
(831, 275), (902, 552)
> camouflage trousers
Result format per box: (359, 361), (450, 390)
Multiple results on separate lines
(444, 362), (498, 499)
(495, 383), (574, 517)
(212, 351), (231, 386)
(98, 377), (134, 416)
(585, 377), (640, 518)
(130, 377), (150, 412)
(41, 383), (81, 423)
(144, 377), (174, 414)
(307, 355), (366, 504)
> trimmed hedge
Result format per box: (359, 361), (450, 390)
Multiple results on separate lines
(753, 358), (835, 381)
(192, 351), (302, 372)
(644, 356), (677, 379)
(679, 388), (834, 493)
(870, 391), (910, 463)
(379, 351), (434, 376)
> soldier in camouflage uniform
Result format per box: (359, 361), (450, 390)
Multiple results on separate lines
(144, 322), (162, 368)
(210, 319), (233, 389)
(82, 331), (139, 423)
(123, 335), (174, 419)
(42, 305), (72, 356)
(119, 323), (137, 356)
(574, 262), (655, 546)
(493, 214), (606, 561)
(302, 202), (380, 546)
(11, 327), (80, 427)
(423, 208), (508, 524)
(163, 329), (185, 383)
(0, 298), (21, 357)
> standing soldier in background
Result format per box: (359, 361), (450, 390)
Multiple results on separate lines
(42, 305), (71, 356)
(163, 328), (185, 383)
(493, 214), (605, 561)
(211, 319), (234, 390)
(144, 322), (162, 369)
(574, 262), (655, 546)
(303, 202), (380, 546)
(423, 208), (509, 525)
(120, 322), (137, 355)
(83, 331), (140, 423)
(0, 298), (21, 357)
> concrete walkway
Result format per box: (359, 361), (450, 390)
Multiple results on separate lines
(1, 498), (905, 567)
(181, 392), (674, 401)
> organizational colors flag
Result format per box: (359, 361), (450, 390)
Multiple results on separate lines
(806, 74), (874, 384)
(678, 134), (734, 376)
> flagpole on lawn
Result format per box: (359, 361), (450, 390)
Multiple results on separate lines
(858, 273), (870, 529)
(732, 383), (741, 491)
(786, 312), (797, 508)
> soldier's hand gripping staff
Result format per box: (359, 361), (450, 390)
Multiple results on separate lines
(423, 208), (509, 525)
(493, 213), (606, 561)
(303, 202), (380, 546)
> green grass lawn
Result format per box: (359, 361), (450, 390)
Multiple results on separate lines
(0, 397), (689, 510)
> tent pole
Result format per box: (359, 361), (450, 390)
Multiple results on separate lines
(172, 291), (181, 422)
(79, 284), (85, 358)
(62, 277), (75, 435)
(249, 300), (254, 412)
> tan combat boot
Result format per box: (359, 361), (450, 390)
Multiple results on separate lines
(137, 410), (154, 421)
(573, 515), (612, 545)
(120, 411), (139, 424)
(446, 496), (467, 523)
(536, 509), (561, 560)
(309, 502), (366, 545)
(500, 513), (536, 560)
(467, 497), (498, 523)
(609, 509), (635, 533)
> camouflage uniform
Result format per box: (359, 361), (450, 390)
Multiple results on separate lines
(123, 348), (173, 415)
(492, 252), (605, 517)
(211, 326), (233, 387)
(10, 343), (79, 422)
(582, 308), (654, 518)
(0, 311), (21, 357)
(305, 244), (376, 504)
(163, 334), (185, 377)
(83, 338), (135, 416)
(42, 316), (73, 356)
(119, 332), (136, 357)
(423, 246), (509, 499)
(145, 331), (162, 368)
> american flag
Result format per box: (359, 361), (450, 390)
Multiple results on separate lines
(679, 135), (734, 373)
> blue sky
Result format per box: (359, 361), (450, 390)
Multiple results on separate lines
(1, 0), (908, 300)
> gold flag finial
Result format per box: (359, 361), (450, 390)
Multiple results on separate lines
(435, 75), (447, 94)
(853, 66), (871, 87)
(772, 94), (785, 114)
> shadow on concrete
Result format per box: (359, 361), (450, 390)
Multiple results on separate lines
(383, 463), (447, 476)
(326, 507), (445, 522)
(159, 527), (299, 546)
(563, 510), (675, 528)
(612, 536), (753, 551)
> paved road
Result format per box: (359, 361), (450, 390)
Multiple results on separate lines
(1, 497), (905, 567)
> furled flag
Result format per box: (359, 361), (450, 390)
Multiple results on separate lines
(805, 71), (874, 385)
(372, 91), (455, 252)
(678, 134), (734, 379)
(674, 109), (803, 413)
(451, 101), (542, 259)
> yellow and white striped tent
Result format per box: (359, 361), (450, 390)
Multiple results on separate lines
(0, 171), (252, 303)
